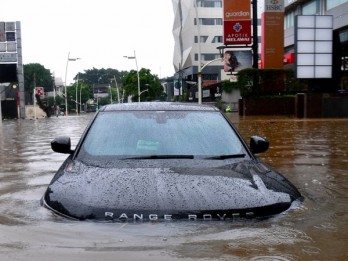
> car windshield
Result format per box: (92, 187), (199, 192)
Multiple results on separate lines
(77, 110), (246, 158)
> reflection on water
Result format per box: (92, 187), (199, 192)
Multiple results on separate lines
(0, 113), (347, 260)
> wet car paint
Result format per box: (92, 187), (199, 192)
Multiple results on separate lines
(41, 102), (302, 221)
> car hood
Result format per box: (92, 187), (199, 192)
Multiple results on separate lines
(42, 159), (301, 221)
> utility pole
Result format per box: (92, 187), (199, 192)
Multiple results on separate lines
(252, 0), (258, 69)
(16, 21), (25, 119)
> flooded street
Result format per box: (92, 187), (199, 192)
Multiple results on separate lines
(0, 113), (347, 260)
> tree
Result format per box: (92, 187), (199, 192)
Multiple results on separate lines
(123, 68), (166, 101)
(24, 63), (54, 94)
(74, 68), (127, 86)
(66, 81), (91, 112)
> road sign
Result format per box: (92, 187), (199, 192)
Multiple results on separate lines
(35, 87), (45, 96)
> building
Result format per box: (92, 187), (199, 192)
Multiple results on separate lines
(284, 0), (348, 55)
(172, 0), (348, 96)
(172, 0), (226, 101)
(284, 0), (348, 67)
(54, 77), (64, 97)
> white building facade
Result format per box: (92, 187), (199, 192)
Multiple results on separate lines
(172, 0), (226, 94)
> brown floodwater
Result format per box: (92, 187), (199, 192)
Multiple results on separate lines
(0, 113), (347, 261)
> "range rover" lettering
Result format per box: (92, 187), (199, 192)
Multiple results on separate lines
(105, 212), (254, 221)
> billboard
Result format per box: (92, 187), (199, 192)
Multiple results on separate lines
(224, 50), (252, 73)
(295, 15), (333, 78)
(261, 0), (285, 69)
(223, 0), (251, 45)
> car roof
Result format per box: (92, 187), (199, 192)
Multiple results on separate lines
(100, 102), (220, 112)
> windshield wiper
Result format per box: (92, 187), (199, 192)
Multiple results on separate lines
(204, 153), (246, 160)
(121, 155), (194, 160)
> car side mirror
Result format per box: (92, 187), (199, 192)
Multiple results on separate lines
(51, 136), (74, 154)
(250, 135), (269, 154)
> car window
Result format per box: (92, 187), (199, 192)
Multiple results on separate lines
(78, 111), (244, 157)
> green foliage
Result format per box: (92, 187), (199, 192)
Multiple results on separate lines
(283, 69), (307, 93)
(123, 70), (138, 97)
(66, 82), (91, 111)
(22, 64), (167, 109)
(222, 74), (251, 96)
(41, 96), (64, 107)
(222, 68), (307, 97)
(222, 68), (255, 96)
(97, 96), (111, 107)
(76, 68), (128, 86)
(24, 63), (54, 93)
(123, 68), (165, 101)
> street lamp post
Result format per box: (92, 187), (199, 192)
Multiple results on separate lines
(113, 75), (120, 103)
(109, 84), (113, 104)
(139, 89), (148, 99)
(79, 84), (83, 113)
(184, 58), (222, 103)
(75, 74), (79, 116)
(194, 1), (202, 104)
(64, 52), (80, 116)
(124, 50), (140, 102)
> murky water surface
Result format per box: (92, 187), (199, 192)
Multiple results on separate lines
(0, 113), (347, 260)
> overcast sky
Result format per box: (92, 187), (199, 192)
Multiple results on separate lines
(2, 0), (175, 85)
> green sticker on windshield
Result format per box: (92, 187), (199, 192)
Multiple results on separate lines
(136, 140), (160, 151)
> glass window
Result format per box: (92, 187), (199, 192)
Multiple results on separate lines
(326, 0), (348, 10)
(302, 0), (319, 15)
(285, 10), (295, 29)
(202, 18), (214, 25)
(212, 36), (223, 43)
(194, 36), (208, 43)
(339, 28), (348, 43)
(197, 0), (222, 8)
(203, 53), (219, 60)
(79, 111), (244, 158)
(195, 53), (220, 61)
(215, 18), (223, 25)
(195, 18), (223, 26)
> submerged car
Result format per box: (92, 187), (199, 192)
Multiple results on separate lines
(41, 102), (301, 221)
